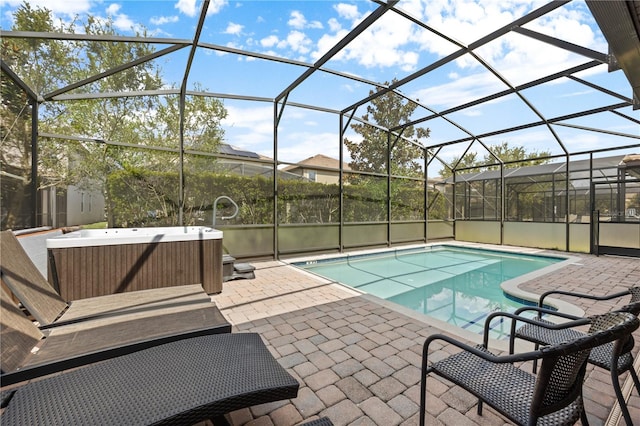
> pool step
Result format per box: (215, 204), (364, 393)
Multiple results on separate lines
(223, 255), (256, 282)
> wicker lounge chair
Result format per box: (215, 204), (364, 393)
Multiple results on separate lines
(1, 332), (299, 425)
(1, 286), (231, 386)
(1, 230), (213, 328)
(507, 287), (640, 426)
(419, 311), (639, 426)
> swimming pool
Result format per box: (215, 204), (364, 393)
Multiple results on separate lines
(294, 245), (566, 338)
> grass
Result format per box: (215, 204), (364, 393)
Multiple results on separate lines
(81, 221), (108, 229)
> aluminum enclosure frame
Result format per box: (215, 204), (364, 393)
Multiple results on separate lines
(1, 0), (639, 256)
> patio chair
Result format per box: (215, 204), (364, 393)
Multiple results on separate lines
(0, 230), (213, 328)
(419, 311), (639, 426)
(1, 332), (299, 425)
(506, 287), (640, 426)
(1, 285), (231, 386)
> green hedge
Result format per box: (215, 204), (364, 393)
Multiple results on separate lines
(106, 168), (446, 227)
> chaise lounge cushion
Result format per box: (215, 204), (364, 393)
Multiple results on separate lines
(1, 333), (300, 426)
(1, 286), (231, 386)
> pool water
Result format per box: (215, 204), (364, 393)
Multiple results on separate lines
(295, 246), (564, 338)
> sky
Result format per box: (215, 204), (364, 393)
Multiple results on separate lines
(1, 0), (638, 176)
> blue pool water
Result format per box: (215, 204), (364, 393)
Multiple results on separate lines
(295, 245), (564, 337)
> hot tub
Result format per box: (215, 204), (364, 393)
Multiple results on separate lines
(47, 226), (224, 299)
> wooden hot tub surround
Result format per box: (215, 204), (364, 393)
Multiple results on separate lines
(47, 227), (223, 299)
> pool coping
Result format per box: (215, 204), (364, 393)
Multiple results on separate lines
(284, 241), (584, 352)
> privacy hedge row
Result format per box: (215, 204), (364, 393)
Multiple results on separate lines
(106, 169), (445, 227)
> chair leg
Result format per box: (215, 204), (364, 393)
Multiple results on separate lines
(420, 345), (429, 426)
(630, 367), (640, 397)
(419, 374), (427, 426)
(576, 386), (590, 426)
(611, 369), (634, 426)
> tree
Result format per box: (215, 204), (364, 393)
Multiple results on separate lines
(1, 3), (228, 227)
(0, 71), (33, 229)
(344, 80), (430, 178)
(439, 142), (552, 178)
(154, 84), (227, 173)
(1, 4), (76, 228)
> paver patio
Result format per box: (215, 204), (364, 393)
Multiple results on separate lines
(211, 244), (640, 426)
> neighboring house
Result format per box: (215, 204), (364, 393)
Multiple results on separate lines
(1, 136), (107, 230)
(282, 154), (351, 184)
(39, 184), (106, 229)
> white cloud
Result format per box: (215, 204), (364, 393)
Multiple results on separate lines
(407, 0), (603, 82)
(342, 84), (355, 93)
(288, 11), (306, 30)
(462, 108), (482, 117)
(0, 0), (92, 15)
(315, 29), (349, 61)
(112, 14), (135, 31)
(333, 3), (360, 21)
(150, 15), (179, 25)
(387, 0), (609, 120)
(327, 18), (341, 33)
(400, 51), (419, 72)
(286, 30), (312, 55)
(314, 11), (418, 70)
(259, 31), (311, 58)
(106, 4), (121, 15)
(175, 0), (197, 17)
(207, 0), (228, 15)
(419, 0), (524, 49)
(557, 90), (593, 98)
(222, 104), (273, 136)
(278, 131), (340, 163)
(221, 105), (341, 163)
(288, 10), (323, 30)
(260, 35), (279, 48)
(104, 3), (138, 32)
(412, 70), (507, 110)
(224, 22), (243, 35)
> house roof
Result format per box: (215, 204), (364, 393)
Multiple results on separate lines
(218, 144), (260, 159)
(282, 154), (351, 172)
(442, 154), (637, 188)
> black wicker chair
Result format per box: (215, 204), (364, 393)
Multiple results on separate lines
(507, 287), (640, 426)
(419, 311), (639, 426)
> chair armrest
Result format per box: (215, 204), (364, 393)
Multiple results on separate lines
(539, 289), (630, 308)
(513, 306), (581, 321)
(482, 311), (590, 353)
(423, 333), (551, 368)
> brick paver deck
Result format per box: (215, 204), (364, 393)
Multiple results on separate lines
(212, 245), (640, 426)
